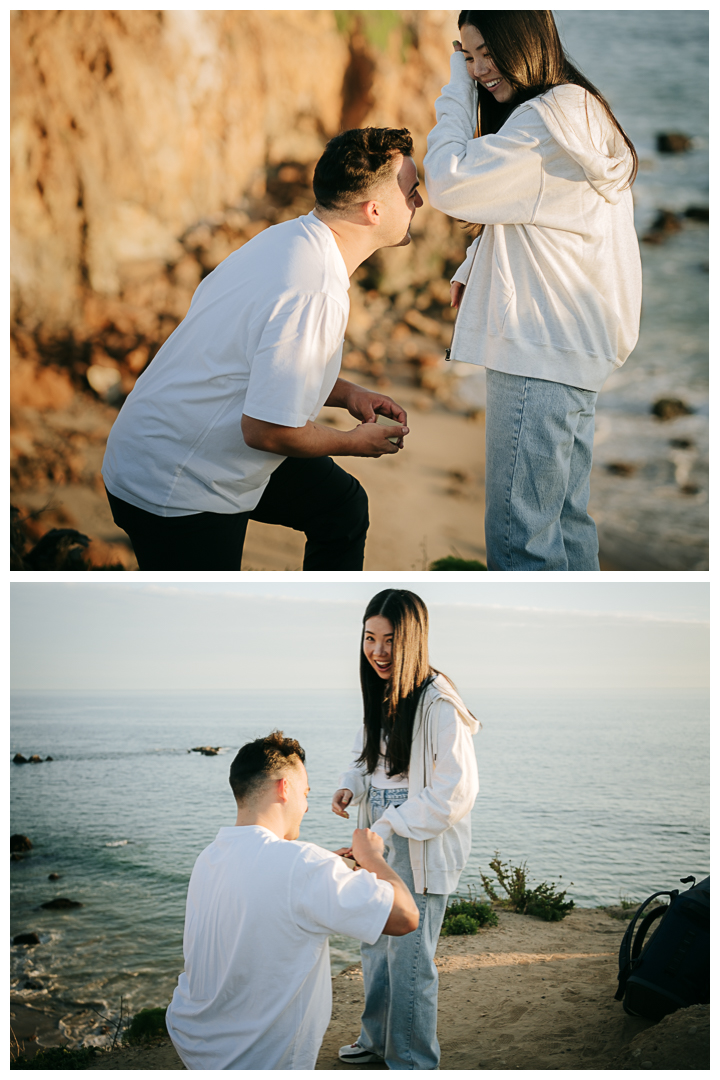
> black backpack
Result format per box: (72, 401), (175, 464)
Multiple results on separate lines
(614, 875), (710, 1021)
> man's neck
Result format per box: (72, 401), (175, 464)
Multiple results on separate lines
(312, 208), (375, 278)
(234, 805), (286, 840)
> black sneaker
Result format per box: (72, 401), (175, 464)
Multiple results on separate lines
(338, 1042), (384, 1064)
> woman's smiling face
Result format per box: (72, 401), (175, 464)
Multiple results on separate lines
(460, 24), (516, 104)
(363, 615), (394, 680)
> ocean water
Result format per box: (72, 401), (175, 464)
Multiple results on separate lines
(557, 9), (709, 414)
(10, 687), (708, 1048)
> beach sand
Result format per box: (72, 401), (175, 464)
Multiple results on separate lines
(14, 907), (708, 1070)
(10, 378), (487, 572)
(10, 377), (632, 572)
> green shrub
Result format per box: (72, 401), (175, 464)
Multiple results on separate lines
(429, 556), (487, 571)
(443, 913), (479, 935)
(442, 896), (498, 935)
(123, 1007), (168, 1045)
(480, 852), (574, 922)
(11, 1046), (100, 1070)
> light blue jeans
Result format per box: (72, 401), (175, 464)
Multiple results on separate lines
(485, 369), (601, 571)
(358, 786), (448, 1070)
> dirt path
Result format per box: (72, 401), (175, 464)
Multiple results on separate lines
(74, 907), (709, 1070)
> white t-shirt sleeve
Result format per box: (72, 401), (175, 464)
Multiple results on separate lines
(243, 291), (347, 428)
(291, 846), (393, 945)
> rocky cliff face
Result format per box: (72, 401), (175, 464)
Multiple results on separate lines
(11, 9), (459, 372)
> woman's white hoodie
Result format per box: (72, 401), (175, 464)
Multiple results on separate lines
(337, 674), (480, 895)
(424, 52), (642, 392)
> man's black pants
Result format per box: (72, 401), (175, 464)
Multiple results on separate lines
(106, 456), (369, 570)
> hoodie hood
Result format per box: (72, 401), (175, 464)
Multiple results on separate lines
(427, 672), (479, 734)
(525, 84), (634, 205)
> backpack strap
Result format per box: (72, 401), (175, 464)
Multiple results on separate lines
(630, 903), (668, 958)
(614, 889), (678, 1001)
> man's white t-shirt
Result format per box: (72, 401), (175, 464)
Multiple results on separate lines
(165, 825), (393, 1071)
(102, 212), (350, 516)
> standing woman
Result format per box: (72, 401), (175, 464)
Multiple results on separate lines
(331, 589), (479, 1070)
(424, 11), (642, 571)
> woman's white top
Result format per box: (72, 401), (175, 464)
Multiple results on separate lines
(347, 731), (409, 790)
(424, 52), (642, 392)
(338, 675), (480, 894)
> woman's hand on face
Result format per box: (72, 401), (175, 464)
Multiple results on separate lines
(331, 788), (353, 819)
(450, 281), (465, 309)
(452, 40), (464, 53)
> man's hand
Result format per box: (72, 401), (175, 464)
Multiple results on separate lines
(331, 788), (353, 819)
(327, 377), (407, 422)
(450, 281), (465, 309)
(346, 422), (407, 458)
(351, 828), (386, 869)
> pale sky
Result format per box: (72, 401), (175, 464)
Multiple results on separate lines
(10, 583), (709, 690)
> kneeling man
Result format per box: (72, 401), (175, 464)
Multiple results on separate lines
(103, 127), (422, 570)
(166, 731), (418, 1070)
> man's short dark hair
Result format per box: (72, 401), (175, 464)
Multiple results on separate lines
(229, 730), (306, 803)
(313, 127), (414, 212)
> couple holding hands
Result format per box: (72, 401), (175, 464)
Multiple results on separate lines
(103, 12), (641, 572)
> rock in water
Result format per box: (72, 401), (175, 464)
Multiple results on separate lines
(13, 932), (41, 945)
(48, 872), (61, 880)
(651, 397), (694, 420)
(11, 834), (33, 852)
(656, 132), (693, 153)
(13, 752), (28, 763)
(29, 754), (44, 763)
(41, 897), (83, 909)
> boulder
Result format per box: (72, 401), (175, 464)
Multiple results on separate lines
(13, 753), (28, 764)
(48, 872), (61, 880)
(192, 746), (221, 755)
(11, 834), (33, 852)
(13, 932), (41, 946)
(657, 131), (693, 153)
(651, 397), (694, 421)
(41, 897), (83, 909)
(45, 756), (54, 762)
(642, 209), (683, 245)
(685, 206), (709, 222)
(29, 754), (43, 763)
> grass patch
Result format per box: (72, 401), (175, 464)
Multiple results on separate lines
(442, 893), (498, 935)
(429, 556), (487, 571)
(11, 1045), (101, 1070)
(480, 852), (574, 922)
(123, 1007), (168, 1045)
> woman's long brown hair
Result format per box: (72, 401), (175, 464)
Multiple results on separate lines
(458, 10), (638, 186)
(357, 589), (437, 778)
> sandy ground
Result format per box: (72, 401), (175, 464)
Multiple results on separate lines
(11, 379), (488, 572)
(12, 379), (634, 572)
(12, 907), (708, 1070)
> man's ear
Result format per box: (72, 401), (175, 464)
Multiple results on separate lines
(276, 775), (290, 803)
(360, 198), (382, 227)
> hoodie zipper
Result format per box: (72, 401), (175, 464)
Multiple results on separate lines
(445, 233), (483, 362)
